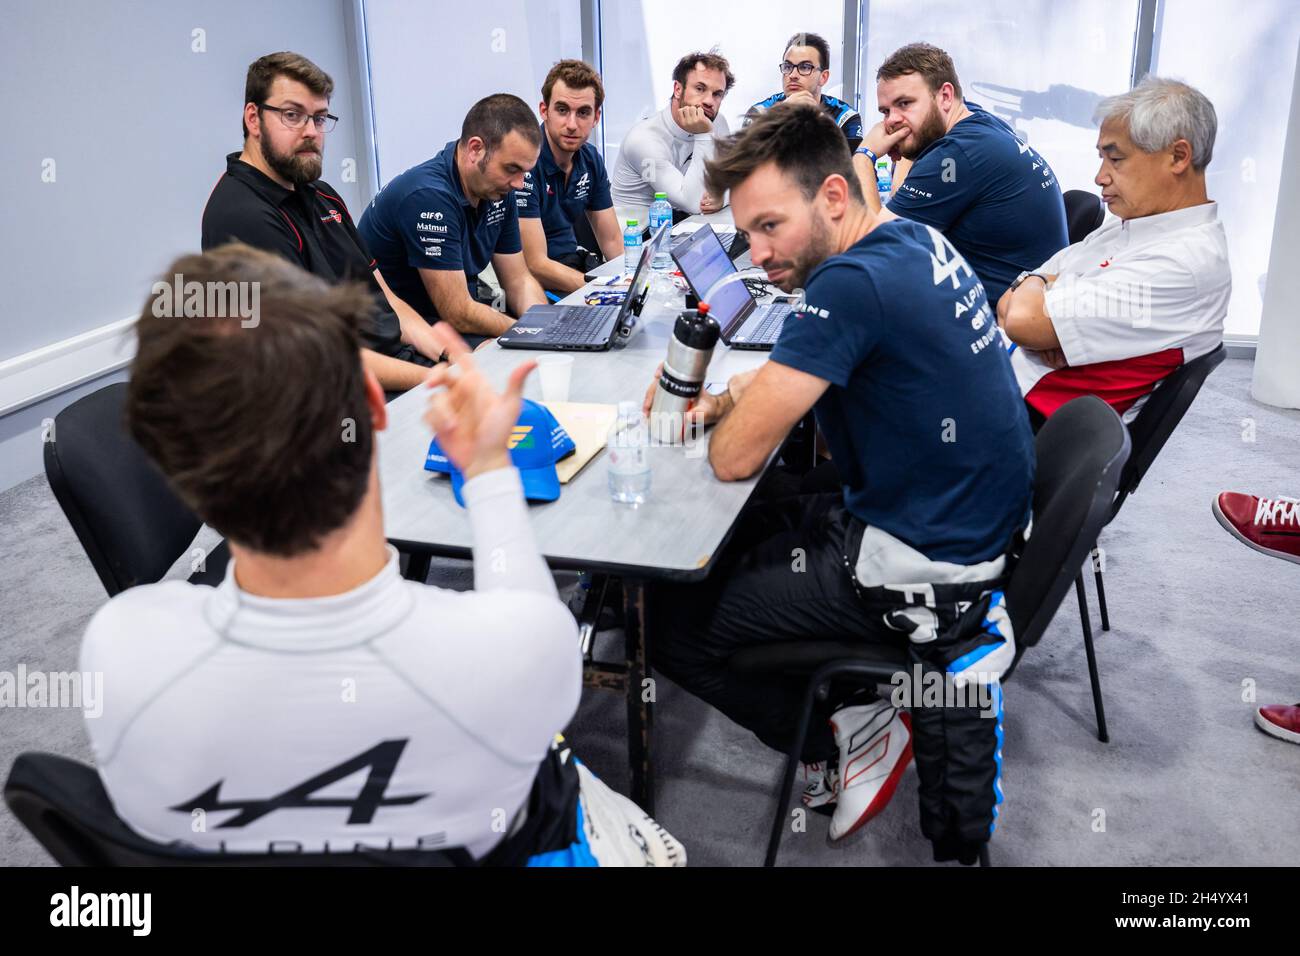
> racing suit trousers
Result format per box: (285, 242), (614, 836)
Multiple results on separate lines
(651, 492), (900, 762)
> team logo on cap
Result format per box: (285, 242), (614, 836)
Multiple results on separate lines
(508, 425), (535, 450)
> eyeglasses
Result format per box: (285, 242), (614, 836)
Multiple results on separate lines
(778, 60), (819, 76)
(259, 103), (339, 132)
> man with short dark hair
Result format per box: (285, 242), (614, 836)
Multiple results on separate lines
(610, 50), (734, 215)
(643, 105), (1034, 863)
(518, 60), (624, 294)
(81, 243), (685, 866)
(358, 94), (548, 341)
(853, 42), (1068, 303)
(744, 32), (862, 151)
(202, 51), (443, 392)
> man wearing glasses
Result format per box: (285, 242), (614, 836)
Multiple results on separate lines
(744, 33), (863, 152)
(202, 52), (443, 392)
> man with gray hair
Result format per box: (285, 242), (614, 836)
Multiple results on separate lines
(998, 76), (1230, 424)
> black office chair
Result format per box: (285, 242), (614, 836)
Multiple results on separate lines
(44, 382), (229, 595)
(44, 382), (438, 590)
(1063, 189), (1105, 245)
(728, 395), (1131, 866)
(1075, 345), (1226, 724)
(4, 753), (471, 866)
(572, 211), (604, 263)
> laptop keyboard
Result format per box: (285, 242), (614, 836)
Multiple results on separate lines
(747, 304), (791, 343)
(549, 306), (616, 344)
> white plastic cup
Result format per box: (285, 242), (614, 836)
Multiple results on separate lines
(537, 354), (574, 403)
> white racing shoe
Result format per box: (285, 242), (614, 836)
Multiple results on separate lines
(828, 700), (913, 841)
(800, 761), (839, 813)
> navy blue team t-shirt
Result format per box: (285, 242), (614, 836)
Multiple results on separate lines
(358, 139), (522, 320)
(770, 219), (1034, 565)
(887, 101), (1067, 304)
(516, 126), (613, 260)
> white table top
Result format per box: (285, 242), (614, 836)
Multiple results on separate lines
(377, 212), (771, 581)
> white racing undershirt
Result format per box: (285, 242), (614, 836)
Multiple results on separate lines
(80, 467), (581, 860)
(610, 106), (730, 212)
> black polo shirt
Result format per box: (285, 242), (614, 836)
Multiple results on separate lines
(201, 153), (406, 357)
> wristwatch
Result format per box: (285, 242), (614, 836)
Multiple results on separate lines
(1009, 271), (1048, 292)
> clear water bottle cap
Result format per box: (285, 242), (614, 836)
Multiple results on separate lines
(654, 192), (667, 200)
(626, 219), (638, 227)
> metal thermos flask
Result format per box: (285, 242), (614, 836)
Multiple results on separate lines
(650, 304), (721, 444)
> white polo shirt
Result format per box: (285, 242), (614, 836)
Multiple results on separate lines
(610, 107), (730, 213)
(1008, 201), (1230, 419)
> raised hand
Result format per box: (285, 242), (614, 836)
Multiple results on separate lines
(677, 104), (714, 135)
(863, 120), (910, 161)
(422, 323), (535, 480)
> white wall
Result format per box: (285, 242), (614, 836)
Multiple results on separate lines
(0, 0), (368, 491)
(364, 0), (582, 186)
(1252, 34), (1300, 409)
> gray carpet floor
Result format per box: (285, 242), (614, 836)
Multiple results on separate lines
(2, 357), (1297, 866)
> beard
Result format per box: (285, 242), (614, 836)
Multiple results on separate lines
(899, 100), (947, 160)
(261, 134), (322, 185)
(769, 214), (835, 293)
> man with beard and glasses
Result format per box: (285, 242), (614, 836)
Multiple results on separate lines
(640, 105), (1033, 861)
(851, 43), (1068, 304)
(202, 52), (443, 392)
(358, 94), (548, 346)
(744, 32), (863, 152)
(609, 50), (733, 217)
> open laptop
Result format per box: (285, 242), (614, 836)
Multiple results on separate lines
(670, 226), (747, 260)
(499, 225), (667, 351)
(670, 224), (792, 351)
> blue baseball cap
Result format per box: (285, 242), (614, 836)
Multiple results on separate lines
(425, 399), (576, 507)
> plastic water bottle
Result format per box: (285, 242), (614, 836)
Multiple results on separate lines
(649, 193), (673, 271)
(608, 401), (651, 505)
(623, 219), (643, 272)
(875, 157), (892, 205)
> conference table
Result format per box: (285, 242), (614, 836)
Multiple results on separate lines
(376, 210), (771, 812)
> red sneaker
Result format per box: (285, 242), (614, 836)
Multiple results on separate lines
(1212, 493), (1300, 565)
(1254, 704), (1300, 745)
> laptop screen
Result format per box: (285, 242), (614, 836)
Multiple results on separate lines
(672, 226), (753, 331)
(614, 224), (668, 337)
